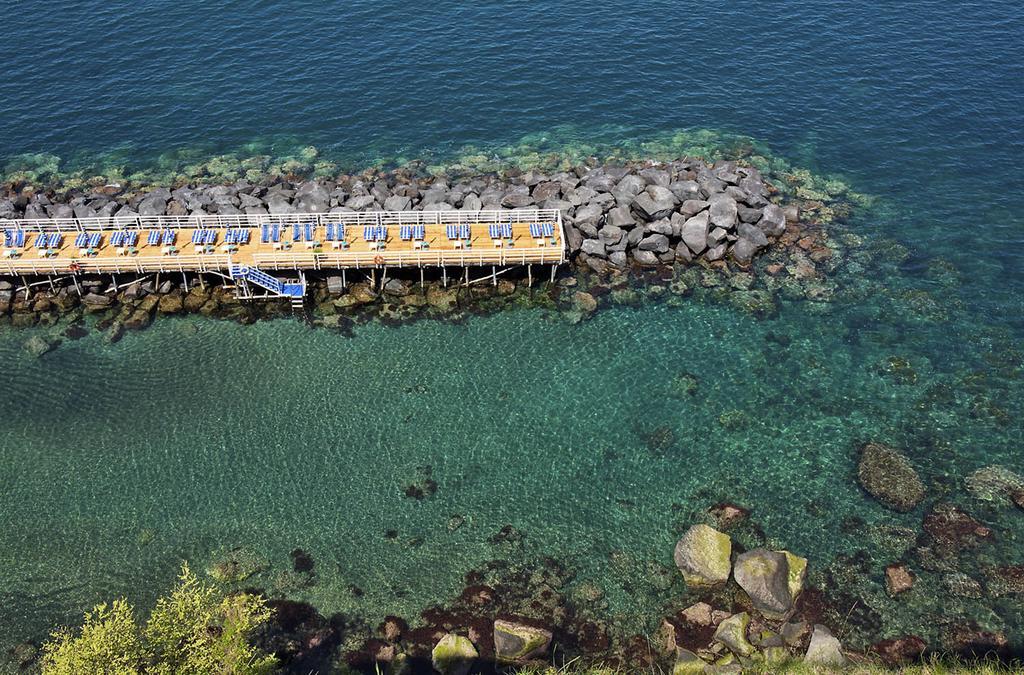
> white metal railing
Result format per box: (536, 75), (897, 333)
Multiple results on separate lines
(0, 209), (564, 233)
(253, 246), (565, 270)
(0, 255), (232, 276)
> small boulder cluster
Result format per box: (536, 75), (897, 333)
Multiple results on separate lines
(667, 523), (846, 672)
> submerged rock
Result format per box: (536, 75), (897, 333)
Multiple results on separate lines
(884, 563), (915, 596)
(673, 524), (732, 586)
(23, 334), (58, 358)
(431, 633), (477, 675)
(856, 442), (926, 512)
(964, 465), (1024, 508)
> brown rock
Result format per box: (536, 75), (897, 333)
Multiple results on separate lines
(922, 503), (993, 557)
(680, 602), (713, 627)
(708, 502), (750, 529)
(942, 622), (1008, 657)
(885, 564), (915, 596)
(870, 635), (926, 665)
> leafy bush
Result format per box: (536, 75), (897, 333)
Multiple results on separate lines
(42, 563), (276, 675)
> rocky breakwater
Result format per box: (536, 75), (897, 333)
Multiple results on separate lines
(563, 159), (795, 273)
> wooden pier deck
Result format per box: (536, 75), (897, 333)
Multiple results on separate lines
(0, 209), (565, 297)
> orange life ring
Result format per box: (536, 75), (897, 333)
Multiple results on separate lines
(373, 255), (385, 266)
(68, 262), (81, 273)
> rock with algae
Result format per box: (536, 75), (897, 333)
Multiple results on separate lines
(431, 633), (477, 675)
(857, 442), (926, 512)
(673, 524), (732, 586)
(493, 619), (552, 663)
(713, 612), (755, 657)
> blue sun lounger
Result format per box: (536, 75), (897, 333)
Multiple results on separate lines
(271, 223), (280, 242)
(205, 229), (216, 245)
(147, 230), (161, 246)
(47, 232), (61, 248)
(445, 224), (458, 240)
(87, 233), (101, 248)
(293, 223), (302, 242)
(124, 231), (138, 247)
(363, 225), (375, 241)
(378, 225), (388, 241)
(10, 229), (25, 247)
(75, 232), (89, 248)
(460, 224), (471, 240)
(162, 229), (175, 245)
(400, 225), (413, 241)
(413, 224), (425, 240)
(542, 222), (555, 238)
(261, 224), (270, 243)
(325, 223), (335, 241)
(237, 229), (250, 244)
(225, 229), (235, 244)
(111, 231), (125, 247)
(488, 224), (502, 239)
(502, 223), (513, 239)
(529, 223), (543, 238)
(304, 222), (314, 241)
(2, 229), (11, 247)
(34, 234), (48, 249)
(192, 230), (204, 244)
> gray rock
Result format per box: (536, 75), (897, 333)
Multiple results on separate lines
(344, 195), (377, 211)
(738, 204), (764, 224)
(616, 174), (646, 197)
(606, 205), (636, 228)
(493, 619), (552, 664)
(733, 549), (793, 618)
(501, 192), (535, 208)
(326, 276), (345, 295)
(138, 196), (168, 217)
(707, 227), (729, 247)
(674, 241), (692, 263)
(599, 225), (624, 246)
(784, 204), (800, 223)
(565, 225), (584, 252)
(638, 233), (670, 253)
(646, 218), (673, 236)
(759, 203), (787, 236)
(805, 625), (846, 666)
(608, 250), (627, 268)
(632, 249), (660, 266)
(73, 204), (98, 220)
(581, 239), (607, 258)
(383, 195), (412, 211)
(267, 195), (297, 214)
(626, 226), (645, 247)
(238, 193), (263, 208)
(680, 199), (708, 217)
(681, 212), (710, 255)
(705, 243), (727, 261)
(632, 192), (676, 221)
(669, 180), (701, 202)
(573, 203), (603, 229)
(82, 292), (112, 307)
(738, 222), (769, 248)
(708, 195), (738, 230)
(422, 202), (452, 212)
(731, 237), (761, 264)
(638, 167), (670, 187)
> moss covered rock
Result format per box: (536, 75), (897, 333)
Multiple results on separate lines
(857, 442), (926, 512)
(673, 524), (732, 586)
(493, 619), (552, 663)
(431, 633), (477, 675)
(713, 612), (755, 657)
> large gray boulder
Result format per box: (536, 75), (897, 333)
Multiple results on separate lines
(669, 180), (701, 202)
(267, 195), (297, 214)
(680, 212), (710, 255)
(738, 222), (769, 248)
(733, 549), (806, 619)
(708, 194), (738, 230)
(501, 192), (535, 208)
(631, 186), (677, 221)
(638, 233), (670, 253)
(759, 203), (787, 236)
(344, 195), (376, 211)
(606, 205), (636, 228)
(730, 237), (762, 264)
(632, 249), (660, 266)
(581, 239), (607, 258)
(599, 225), (624, 246)
(673, 524), (731, 586)
(383, 195), (411, 211)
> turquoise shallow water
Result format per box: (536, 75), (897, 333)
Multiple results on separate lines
(2, 0), (1024, 664)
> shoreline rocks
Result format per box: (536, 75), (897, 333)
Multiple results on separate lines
(856, 442), (926, 512)
(673, 524), (732, 586)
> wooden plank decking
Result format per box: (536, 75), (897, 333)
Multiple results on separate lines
(0, 210), (566, 277)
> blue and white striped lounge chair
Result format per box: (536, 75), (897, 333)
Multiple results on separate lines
(489, 224), (502, 240)
(162, 229), (175, 245)
(47, 232), (61, 248)
(147, 230), (161, 246)
(238, 229), (250, 244)
(261, 224), (271, 243)
(378, 226), (388, 242)
(75, 233), (89, 248)
(2, 229), (11, 247)
(502, 223), (513, 239)
(325, 223), (335, 241)
(111, 231), (124, 247)
(530, 223), (542, 238)
(400, 225), (413, 241)
(414, 224), (425, 240)
(446, 224), (458, 240)
(293, 223), (302, 242)
(363, 226), (375, 241)
(34, 234), (48, 249)
(305, 223), (314, 241)
(88, 233), (101, 248)
(192, 230), (204, 244)
(14, 230), (25, 247)
(225, 229), (235, 244)
(124, 231), (138, 247)
(460, 224), (471, 240)
(205, 230), (217, 245)
(271, 223), (280, 242)
(543, 222), (555, 238)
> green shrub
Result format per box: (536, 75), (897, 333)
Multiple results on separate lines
(41, 563), (276, 675)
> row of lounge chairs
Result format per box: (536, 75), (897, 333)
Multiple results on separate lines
(147, 229), (177, 246)
(224, 228), (250, 244)
(3, 229), (26, 249)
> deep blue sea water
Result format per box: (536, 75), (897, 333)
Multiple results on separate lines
(2, 0), (1024, 665)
